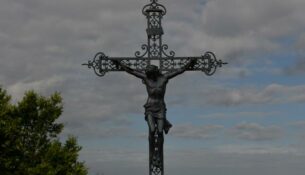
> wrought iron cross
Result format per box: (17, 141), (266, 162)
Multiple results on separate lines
(83, 0), (227, 175)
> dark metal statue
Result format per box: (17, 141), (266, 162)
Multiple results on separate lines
(83, 0), (227, 175)
(113, 59), (195, 135)
(113, 59), (196, 172)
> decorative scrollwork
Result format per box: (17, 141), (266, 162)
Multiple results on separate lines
(83, 52), (150, 77)
(149, 130), (163, 175)
(159, 52), (227, 75)
(135, 44), (149, 58)
(201, 51), (227, 76)
(161, 44), (175, 58)
(82, 52), (108, 77)
(142, 0), (166, 16)
(120, 59), (149, 70)
(150, 42), (160, 58)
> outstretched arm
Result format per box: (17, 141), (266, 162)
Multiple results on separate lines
(112, 60), (146, 79)
(164, 58), (197, 79)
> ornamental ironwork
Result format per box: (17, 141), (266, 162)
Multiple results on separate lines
(83, 0), (227, 175)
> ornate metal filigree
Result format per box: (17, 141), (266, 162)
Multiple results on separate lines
(161, 44), (175, 58)
(82, 53), (149, 76)
(149, 130), (164, 175)
(82, 52), (109, 77)
(82, 53), (226, 77)
(160, 52), (227, 75)
(140, 0), (175, 61)
(201, 51), (227, 76)
(135, 44), (149, 58)
(142, 0), (166, 16)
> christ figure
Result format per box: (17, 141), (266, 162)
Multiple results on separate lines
(113, 59), (196, 142)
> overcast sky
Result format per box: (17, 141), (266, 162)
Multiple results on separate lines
(1, 0), (305, 174)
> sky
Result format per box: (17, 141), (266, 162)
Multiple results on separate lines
(1, 0), (305, 174)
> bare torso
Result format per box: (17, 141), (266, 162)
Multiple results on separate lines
(143, 75), (168, 114)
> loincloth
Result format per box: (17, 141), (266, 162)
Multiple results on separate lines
(145, 110), (166, 120)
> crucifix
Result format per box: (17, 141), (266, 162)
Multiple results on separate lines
(83, 0), (227, 175)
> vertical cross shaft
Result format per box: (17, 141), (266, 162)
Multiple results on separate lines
(144, 0), (165, 59)
(143, 1), (167, 174)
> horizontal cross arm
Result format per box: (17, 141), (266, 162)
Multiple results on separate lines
(161, 52), (227, 76)
(82, 52), (227, 77)
(82, 52), (149, 77)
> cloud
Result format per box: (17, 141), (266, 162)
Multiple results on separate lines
(63, 124), (134, 139)
(301, 133), (305, 140)
(188, 0), (305, 67)
(80, 148), (148, 175)
(289, 121), (305, 140)
(215, 144), (301, 155)
(7, 76), (65, 101)
(202, 0), (300, 37)
(283, 58), (305, 75)
(169, 123), (224, 139)
(168, 83), (305, 107)
(80, 145), (305, 175)
(230, 122), (283, 141)
(200, 111), (278, 119)
(218, 66), (252, 78)
(289, 120), (305, 128)
(204, 83), (305, 106)
(295, 32), (305, 53)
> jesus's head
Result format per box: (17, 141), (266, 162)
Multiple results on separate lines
(145, 65), (161, 80)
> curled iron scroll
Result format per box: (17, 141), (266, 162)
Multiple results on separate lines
(161, 44), (175, 58)
(135, 44), (149, 58)
(202, 51), (227, 76)
(82, 52), (108, 77)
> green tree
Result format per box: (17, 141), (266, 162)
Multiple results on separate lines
(0, 88), (87, 175)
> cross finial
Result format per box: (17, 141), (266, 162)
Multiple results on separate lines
(143, 0), (166, 16)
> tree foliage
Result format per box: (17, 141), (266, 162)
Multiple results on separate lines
(0, 88), (87, 175)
